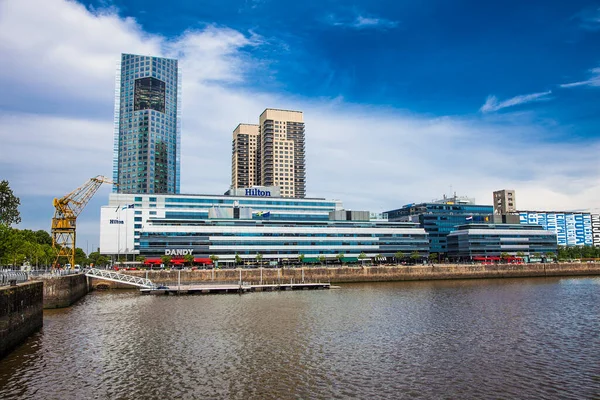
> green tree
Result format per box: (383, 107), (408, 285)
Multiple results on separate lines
(209, 254), (220, 268)
(183, 254), (194, 267)
(500, 252), (510, 262)
(429, 253), (438, 263)
(0, 180), (21, 226)
(358, 252), (367, 265)
(545, 252), (556, 261)
(34, 230), (52, 246)
(318, 255), (326, 266)
(533, 252), (542, 261)
(394, 251), (404, 265)
(410, 251), (420, 263)
(336, 252), (344, 265)
(298, 253), (305, 265)
(74, 248), (88, 266)
(161, 255), (172, 267)
(235, 253), (242, 266)
(255, 253), (262, 267)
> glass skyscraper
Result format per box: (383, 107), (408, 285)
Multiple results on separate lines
(113, 53), (181, 194)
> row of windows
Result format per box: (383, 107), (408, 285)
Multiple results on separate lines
(140, 232), (427, 238)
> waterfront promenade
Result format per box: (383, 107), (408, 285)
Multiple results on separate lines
(90, 262), (600, 289)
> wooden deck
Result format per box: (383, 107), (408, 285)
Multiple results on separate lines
(140, 282), (331, 295)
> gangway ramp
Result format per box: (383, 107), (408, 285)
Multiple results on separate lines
(84, 268), (156, 289)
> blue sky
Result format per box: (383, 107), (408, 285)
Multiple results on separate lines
(0, 0), (598, 252)
(80, 0), (600, 122)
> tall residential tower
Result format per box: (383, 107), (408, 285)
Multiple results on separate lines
(113, 53), (181, 194)
(231, 108), (305, 198)
(231, 124), (260, 189)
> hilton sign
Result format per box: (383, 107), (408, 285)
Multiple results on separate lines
(165, 249), (193, 256)
(245, 188), (271, 197)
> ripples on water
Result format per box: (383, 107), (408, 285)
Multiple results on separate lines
(1, 277), (599, 399)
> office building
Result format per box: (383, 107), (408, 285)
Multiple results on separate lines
(231, 124), (260, 189)
(386, 194), (493, 255)
(447, 223), (557, 261)
(518, 211), (594, 247)
(113, 53), (181, 194)
(493, 189), (516, 214)
(99, 188), (429, 264)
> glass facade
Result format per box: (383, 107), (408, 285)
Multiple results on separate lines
(386, 203), (494, 254)
(101, 193), (430, 262)
(113, 53), (180, 194)
(447, 224), (557, 260)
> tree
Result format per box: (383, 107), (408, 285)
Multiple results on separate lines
(318, 255), (326, 266)
(336, 252), (344, 265)
(0, 180), (21, 226)
(533, 252), (542, 261)
(209, 254), (220, 268)
(358, 252), (367, 266)
(255, 253), (263, 267)
(500, 252), (510, 262)
(395, 251), (404, 265)
(183, 254), (194, 267)
(516, 251), (525, 260)
(161, 255), (172, 268)
(545, 252), (556, 261)
(298, 253), (305, 265)
(410, 251), (420, 264)
(429, 253), (438, 263)
(235, 253), (242, 266)
(74, 248), (88, 266)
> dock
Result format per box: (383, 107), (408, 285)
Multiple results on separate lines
(140, 282), (331, 295)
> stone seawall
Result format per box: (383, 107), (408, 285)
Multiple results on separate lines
(0, 281), (43, 359)
(37, 274), (89, 309)
(90, 263), (600, 289)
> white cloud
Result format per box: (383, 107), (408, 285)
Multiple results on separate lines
(0, 0), (598, 250)
(479, 91), (552, 113)
(325, 13), (399, 29)
(560, 67), (600, 88)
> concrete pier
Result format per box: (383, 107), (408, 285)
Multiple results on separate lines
(36, 273), (89, 309)
(0, 281), (43, 359)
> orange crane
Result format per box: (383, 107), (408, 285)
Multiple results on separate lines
(52, 176), (114, 268)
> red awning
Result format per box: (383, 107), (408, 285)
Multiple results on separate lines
(194, 258), (213, 264)
(144, 258), (162, 264)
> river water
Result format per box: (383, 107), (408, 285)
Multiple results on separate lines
(1, 277), (599, 399)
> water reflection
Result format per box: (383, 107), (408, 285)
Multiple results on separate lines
(1, 277), (599, 399)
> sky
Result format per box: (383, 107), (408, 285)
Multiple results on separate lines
(0, 0), (599, 253)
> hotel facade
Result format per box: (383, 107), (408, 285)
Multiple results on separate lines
(232, 109), (305, 198)
(99, 189), (429, 264)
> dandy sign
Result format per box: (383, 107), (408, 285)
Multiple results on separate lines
(165, 249), (194, 256)
(245, 188), (271, 197)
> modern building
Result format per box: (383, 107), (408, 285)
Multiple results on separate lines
(493, 189), (516, 214)
(231, 124), (260, 189)
(447, 223), (557, 261)
(99, 189), (429, 264)
(113, 53), (181, 194)
(593, 214), (600, 247)
(518, 211), (594, 247)
(232, 109), (305, 198)
(386, 194), (493, 255)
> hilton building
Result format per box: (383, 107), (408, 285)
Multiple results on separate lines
(99, 187), (429, 264)
(113, 53), (181, 194)
(232, 109), (306, 198)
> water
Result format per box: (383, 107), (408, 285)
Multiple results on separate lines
(1, 277), (599, 399)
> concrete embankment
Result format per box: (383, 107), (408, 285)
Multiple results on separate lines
(90, 263), (600, 289)
(0, 281), (43, 359)
(36, 274), (89, 309)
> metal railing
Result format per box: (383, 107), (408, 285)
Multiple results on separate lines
(84, 268), (156, 289)
(28, 269), (83, 278)
(0, 271), (29, 286)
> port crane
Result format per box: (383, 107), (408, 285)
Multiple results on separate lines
(52, 176), (114, 268)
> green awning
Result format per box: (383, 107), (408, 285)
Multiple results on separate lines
(302, 258), (322, 263)
(342, 257), (358, 262)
